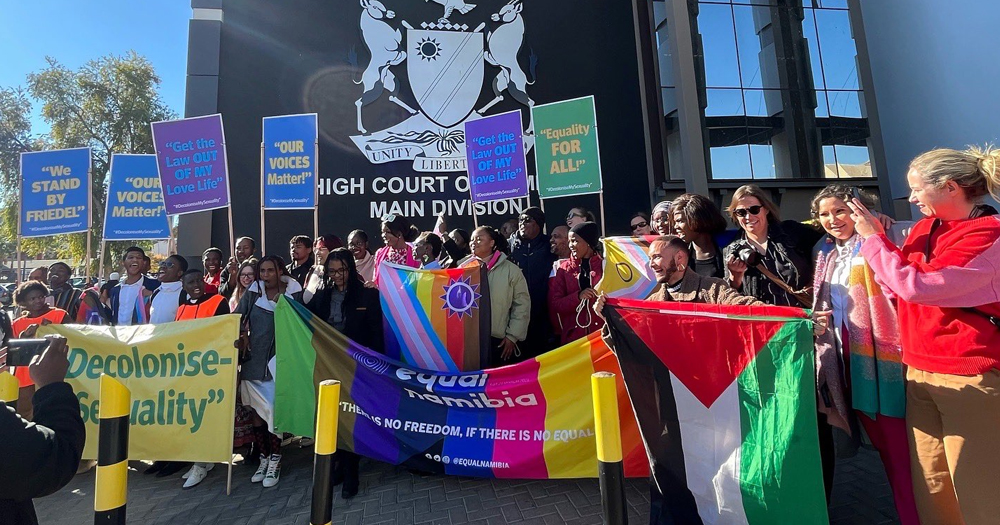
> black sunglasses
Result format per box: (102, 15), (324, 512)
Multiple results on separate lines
(566, 212), (585, 220)
(733, 205), (764, 218)
(630, 221), (648, 231)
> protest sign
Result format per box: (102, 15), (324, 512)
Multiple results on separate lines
(150, 114), (230, 215)
(40, 316), (239, 462)
(103, 154), (171, 241)
(531, 96), (602, 199)
(262, 113), (318, 209)
(19, 148), (91, 237)
(463, 110), (529, 203)
(274, 298), (649, 479)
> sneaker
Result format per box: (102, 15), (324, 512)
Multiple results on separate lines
(262, 454), (281, 488)
(299, 437), (314, 448)
(251, 454), (270, 483)
(183, 463), (215, 489)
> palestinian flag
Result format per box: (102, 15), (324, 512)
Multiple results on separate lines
(603, 298), (828, 524)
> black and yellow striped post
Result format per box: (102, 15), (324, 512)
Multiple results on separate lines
(311, 380), (342, 525)
(0, 370), (18, 412)
(95, 374), (130, 524)
(592, 371), (627, 525)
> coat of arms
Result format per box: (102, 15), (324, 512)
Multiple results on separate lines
(350, 0), (535, 172)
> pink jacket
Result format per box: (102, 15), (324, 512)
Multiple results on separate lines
(548, 254), (605, 344)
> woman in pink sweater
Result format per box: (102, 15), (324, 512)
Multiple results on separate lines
(848, 146), (1000, 525)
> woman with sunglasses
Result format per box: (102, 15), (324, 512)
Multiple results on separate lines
(566, 207), (596, 228)
(372, 214), (420, 285)
(671, 194), (735, 279)
(306, 248), (383, 499)
(629, 212), (652, 236)
(461, 226), (530, 366)
(722, 185), (822, 307)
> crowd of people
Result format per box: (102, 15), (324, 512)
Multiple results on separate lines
(2, 145), (999, 524)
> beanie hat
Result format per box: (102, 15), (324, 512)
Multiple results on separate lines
(570, 221), (600, 254)
(520, 206), (545, 225)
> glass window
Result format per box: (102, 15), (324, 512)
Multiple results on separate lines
(662, 87), (678, 117)
(801, 9), (826, 90)
(706, 89), (745, 116)
(710, 145), (753, 179)
(822, 145), (839, 178)
(750, 144), (776, 179)
(827, 90), (861, 118)
(698, 3), (741, 88)
(654, 2), (675, 87)
(814, 90), (830, 118)
(733, 5), (783, 89)
(814, 9), (859, 90)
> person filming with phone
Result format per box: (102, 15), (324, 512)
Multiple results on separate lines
(0, 333), (86, 525)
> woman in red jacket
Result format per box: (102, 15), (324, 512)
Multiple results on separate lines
(548, 222), (604, 345)
(848, 146), (1000, 525)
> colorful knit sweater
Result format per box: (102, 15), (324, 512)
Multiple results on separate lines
(859, 211), (1000, 375)
(813, 230), (908, 433)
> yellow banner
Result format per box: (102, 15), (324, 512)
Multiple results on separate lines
(40, 315), (239, 462)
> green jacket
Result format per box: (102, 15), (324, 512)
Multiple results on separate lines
(463, 253), (531, 342)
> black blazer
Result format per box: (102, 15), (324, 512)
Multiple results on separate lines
(307, 283), (384, 354)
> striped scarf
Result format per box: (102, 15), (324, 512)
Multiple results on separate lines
(813, 234), (906, 433)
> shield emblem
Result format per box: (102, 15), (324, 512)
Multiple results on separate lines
(407, 29), (485, 128)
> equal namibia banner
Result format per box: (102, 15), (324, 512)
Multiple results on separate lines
(378, 263), (490, 372)
(39, 316), (239, 462)
(595, 236), (659, 299)
(273, 297), (648, 479)
(603, 298), (828, 524)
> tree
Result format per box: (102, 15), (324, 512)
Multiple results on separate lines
(0, 52), (176, 275)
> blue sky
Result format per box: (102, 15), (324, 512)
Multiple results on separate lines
(0, 2), (190, 131)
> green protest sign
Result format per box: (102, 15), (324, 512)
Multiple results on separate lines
(531, 96), (602, 198)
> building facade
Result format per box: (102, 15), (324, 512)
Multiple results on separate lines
(183, 0), (998, 254)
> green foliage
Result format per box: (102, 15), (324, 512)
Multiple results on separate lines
(0, 52), (176, 274)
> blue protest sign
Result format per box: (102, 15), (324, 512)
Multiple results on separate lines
(263, 114), (318, 209)
(463, 110), (529, 203)
(103, 155), (171, 241)
(19, 148), (91, 238)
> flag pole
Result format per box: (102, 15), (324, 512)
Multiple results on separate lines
(598, 191), (607, 238)
(313, 136), (320, 241)
(260, 142), (266, 257)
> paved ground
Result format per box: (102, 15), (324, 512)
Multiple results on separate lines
(34, 445), (899, 524)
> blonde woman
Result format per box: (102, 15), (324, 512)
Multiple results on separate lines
(849, 146), (1000, 524)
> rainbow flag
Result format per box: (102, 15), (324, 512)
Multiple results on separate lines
(273, 297), (648, 479)
(603, 298), (827, 523)
(378, 263), (490, 372)
(596, 236), (659, 299)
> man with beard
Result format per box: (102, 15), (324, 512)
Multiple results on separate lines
(508, 207), (556, 358)
(594, 235), (761, 524)
(549, 225), (570, 260)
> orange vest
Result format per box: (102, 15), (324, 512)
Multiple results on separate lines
(11, 308), (69, 387)
(175, 294), (226, 321)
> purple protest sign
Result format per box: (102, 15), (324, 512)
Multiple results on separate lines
(150, 114), (231, 215)
(463, 110), (529, 203)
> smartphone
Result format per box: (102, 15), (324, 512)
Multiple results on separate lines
(6, 339), (50, 367)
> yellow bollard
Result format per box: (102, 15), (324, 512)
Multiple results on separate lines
(95, 374), (130, 525)
(592, 371), (627, 525)
(311, 380), (342, 525)
(0, 371), (18, 412)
